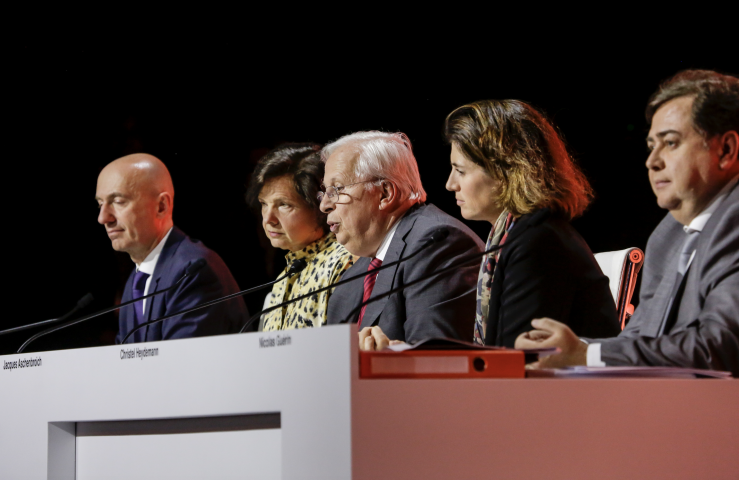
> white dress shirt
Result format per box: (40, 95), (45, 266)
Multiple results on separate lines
(135, 227), (173, 314)
(587, 174), (739, 367)
(374, 216), (403, 261)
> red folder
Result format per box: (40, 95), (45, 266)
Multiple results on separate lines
(359, 349), (525, 379)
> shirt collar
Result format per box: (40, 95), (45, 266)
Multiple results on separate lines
(375, 215), (404, 261)
(285, 233), (334, 263)
(137, 227), (174, 275)
(684, 174), (739, 234)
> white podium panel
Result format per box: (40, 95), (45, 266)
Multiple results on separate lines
(1, 326), (355, 480)
(2, 324), (739, 479)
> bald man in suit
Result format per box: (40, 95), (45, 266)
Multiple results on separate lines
(96, 154), (248, 343)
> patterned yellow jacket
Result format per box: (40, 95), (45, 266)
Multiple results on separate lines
(263, 233), (354, 330)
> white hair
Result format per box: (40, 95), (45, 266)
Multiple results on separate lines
(321, 131), (427, 203)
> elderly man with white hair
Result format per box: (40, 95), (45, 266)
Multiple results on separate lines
(320, 131), (484, 349)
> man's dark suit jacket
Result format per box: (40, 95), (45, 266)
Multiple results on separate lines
(597, 181), (739, 376)
(326, 204), (484, 343)
(116, 227), (248, 344)
(485, 208), (620, 347)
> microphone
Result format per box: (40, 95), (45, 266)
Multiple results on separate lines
(429, 228), (450, 243)
(285, 258), (308, 276)
(238, 227), (450, 333)
(340, 242), (507, 325)
(0, 293), (94, 337)
(16, 259), (208, 354)
(186, 259), (207, 275)
(120, 258), (309, 344)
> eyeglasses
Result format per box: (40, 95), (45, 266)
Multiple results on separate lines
(317, 179), (379, 203)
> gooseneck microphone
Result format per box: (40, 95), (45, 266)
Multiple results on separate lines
(238, 227), (451, 334)
(120, 258), (309, 344)
(0, 293), (94, 337)
(340, 242), (507, 325)
(16, 259), (207, 354)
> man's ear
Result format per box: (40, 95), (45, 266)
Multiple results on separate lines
(378, 180), (398, 210)
(157, 192), (173, 216)
(717, 131), (739, 171)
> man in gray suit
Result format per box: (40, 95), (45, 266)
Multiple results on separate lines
(320, 131), (484, 349)
(516, 69), (739, 376)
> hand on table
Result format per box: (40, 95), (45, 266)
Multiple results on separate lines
(514, 318), (587, 369)
(358, 326), (405, 351)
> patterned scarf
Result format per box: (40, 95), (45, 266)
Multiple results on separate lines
(474, 211), (516, 345)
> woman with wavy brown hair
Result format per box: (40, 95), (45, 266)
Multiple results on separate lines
(444, 99), (620, 347)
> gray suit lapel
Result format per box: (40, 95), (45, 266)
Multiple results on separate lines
(673, 182), (739, 330)
(328, 257), (369, 325)
(674, 242), (705, 331)
(360, 211), (419, 328)
(639, 218), (685, 338)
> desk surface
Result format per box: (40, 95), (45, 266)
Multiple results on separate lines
(2, 325), (737, 480)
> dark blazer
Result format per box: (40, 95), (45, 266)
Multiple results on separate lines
(598, 181), (739, 376)
(326, 204), (484, 343)
(116, 227), (248, 344)
(486, 208), (620, 348)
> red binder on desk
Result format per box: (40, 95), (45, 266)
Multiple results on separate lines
(360, 349), (525, 379)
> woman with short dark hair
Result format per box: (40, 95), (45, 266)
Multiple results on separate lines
(444, 99), (620, 346)
(246, 143), (354, 330)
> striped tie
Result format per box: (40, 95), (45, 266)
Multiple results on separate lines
(358, 258), (383, 328)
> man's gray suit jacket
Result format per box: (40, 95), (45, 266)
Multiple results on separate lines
(326, 203), (484, 343)
(598, 181), (739, 375)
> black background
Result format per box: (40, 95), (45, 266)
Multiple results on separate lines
(2, 38), (735, 354)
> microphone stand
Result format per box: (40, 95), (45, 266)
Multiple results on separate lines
(0, 293), (93, 336)
(340, 243), (505, 325)
(120, 259), (308, 344)
(238, 228), (450, 334)
(17, 260), (207, 354)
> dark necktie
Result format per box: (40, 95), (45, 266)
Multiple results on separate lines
(358, 258), (382, 328)
(659, 229), (700, 335)
(132, 270), (150, 342)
